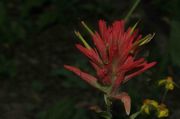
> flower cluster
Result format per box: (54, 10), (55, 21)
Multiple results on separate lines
(141, 99), (169, 118)
(64, 20), (156, 115)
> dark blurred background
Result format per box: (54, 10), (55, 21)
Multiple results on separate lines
(0, 0), (180, 119)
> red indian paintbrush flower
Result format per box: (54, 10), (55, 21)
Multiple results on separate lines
(64, 20), (156, 115)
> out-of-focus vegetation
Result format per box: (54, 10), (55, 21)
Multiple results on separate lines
(0, 0), (180, 119)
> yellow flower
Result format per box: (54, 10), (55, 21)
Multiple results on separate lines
(157, 104), (169, 118)
(159, 76), (175, 90)
(141, 99), (158, 114)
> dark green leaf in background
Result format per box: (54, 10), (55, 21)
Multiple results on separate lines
(169, 20), (180, 66)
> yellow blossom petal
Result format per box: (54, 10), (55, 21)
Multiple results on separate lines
(158, 79), (166, 85)
(144, 99), (158, 108)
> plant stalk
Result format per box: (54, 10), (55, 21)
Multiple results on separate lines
(104, 94), (112, 119)
(161, 89), (168, 103)
(124, 0), (141, 22)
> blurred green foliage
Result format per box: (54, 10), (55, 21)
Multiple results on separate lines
(0, 55), (16, 78)
(37, 98), (90, 119)
(169, 0), (180, 67)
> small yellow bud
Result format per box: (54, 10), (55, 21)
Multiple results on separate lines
(158, 80), (166, 85)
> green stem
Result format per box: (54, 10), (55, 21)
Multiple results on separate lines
(129, 111), (141, 119)
(104, 95), (112, 119)
(106, 100), (111, 116)
(161, 89), (168, 103)
(124, 0), (141, 22)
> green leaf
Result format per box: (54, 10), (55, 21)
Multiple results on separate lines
(74, 31), (91, 49)
(133, 33), (155, 47)
(130, 21), (139, 34)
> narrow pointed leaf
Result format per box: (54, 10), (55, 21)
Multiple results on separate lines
(133, 33), (155, 47)
(81, 21), (94, 35)
(130, 21), (139, 34)
(74, 31), (91, 49)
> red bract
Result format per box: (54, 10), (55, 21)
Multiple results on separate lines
(64, 20), (156, 115)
